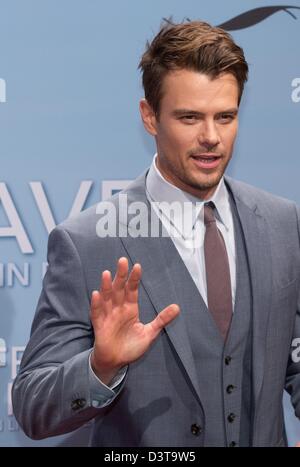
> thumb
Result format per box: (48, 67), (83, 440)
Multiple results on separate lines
(150, 304), (180, 338)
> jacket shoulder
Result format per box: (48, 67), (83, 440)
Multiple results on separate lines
(226, 177), (298, 213)
(52, 170), (148, 240)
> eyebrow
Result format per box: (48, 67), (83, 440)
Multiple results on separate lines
(171, 108), (238, 117)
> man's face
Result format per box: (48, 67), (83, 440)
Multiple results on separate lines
(140, 69), (239, 200)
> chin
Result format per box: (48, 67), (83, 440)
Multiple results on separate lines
(193, 173), (222, 188)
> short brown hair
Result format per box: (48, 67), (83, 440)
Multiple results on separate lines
(139, 19), (248, 116)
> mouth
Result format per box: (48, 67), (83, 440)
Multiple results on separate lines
(191, 154), (222, 170)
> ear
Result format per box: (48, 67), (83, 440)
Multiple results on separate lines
(139, 99), (158, 136)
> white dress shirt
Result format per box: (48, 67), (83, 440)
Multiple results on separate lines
(146, 154), (236, 308)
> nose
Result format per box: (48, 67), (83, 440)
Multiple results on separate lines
(197, 120), (220, 150)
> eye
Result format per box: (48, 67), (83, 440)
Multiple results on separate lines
(179, 115), (198, 123)
(218, 114), (235, 123)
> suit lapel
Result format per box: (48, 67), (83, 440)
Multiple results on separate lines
(226, 178), (272, 406)
(121, 233), (204, 405)
(118, 182), (203, 405)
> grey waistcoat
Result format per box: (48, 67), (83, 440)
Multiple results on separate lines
(183, 193), (253, 447)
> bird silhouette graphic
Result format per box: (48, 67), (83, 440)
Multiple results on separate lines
(217, 5), (300, 30)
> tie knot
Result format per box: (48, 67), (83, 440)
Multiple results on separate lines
(204, 202), (216, 226)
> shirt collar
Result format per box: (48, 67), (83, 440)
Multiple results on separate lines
(146, 154), (232, 237)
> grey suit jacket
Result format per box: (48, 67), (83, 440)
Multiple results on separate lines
(12, 172), (300, 447)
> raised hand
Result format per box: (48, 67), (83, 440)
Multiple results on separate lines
(90, 257), (180, 385)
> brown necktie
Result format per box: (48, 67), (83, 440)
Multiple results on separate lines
(204, 202), (232, 340)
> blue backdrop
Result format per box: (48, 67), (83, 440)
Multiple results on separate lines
(0, 0), (300, 446)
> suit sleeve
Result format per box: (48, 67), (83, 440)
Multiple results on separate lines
(12, 226), (120, 440)
(285, 204), (300, 419)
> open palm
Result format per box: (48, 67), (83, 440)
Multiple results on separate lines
(90, 257), (180, 384)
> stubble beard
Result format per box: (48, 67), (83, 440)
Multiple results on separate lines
(156, 150), (231, 198)
(174, 157), (230, 197)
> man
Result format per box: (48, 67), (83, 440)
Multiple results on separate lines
(12, 20), (300, 447)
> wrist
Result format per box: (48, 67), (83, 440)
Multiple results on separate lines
(90, 350), (121, 386)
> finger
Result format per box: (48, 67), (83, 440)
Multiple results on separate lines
(100, 270), (113, 301)
(112, 257), (129, 304)
(90, 290), (104, 320)
(91, 284), (112, 316)
(148, 304), (180, 340)
(125, 263), (142, 303)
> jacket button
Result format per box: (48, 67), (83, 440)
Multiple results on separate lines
(225, 356), (232, 365)
(226, 384), (235, 394)
(227, 413), (236, 423)
(191, 424), (202, 436)
(71, 398), (86, 411)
